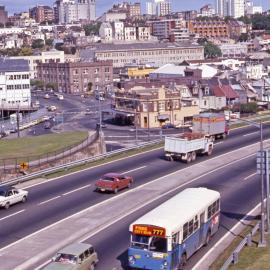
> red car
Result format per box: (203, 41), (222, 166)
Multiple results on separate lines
(95, 173), (133, 194)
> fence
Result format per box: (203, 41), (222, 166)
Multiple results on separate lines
(0, 139), (163, 187)
(220, 221), (260, 270)
(0, 131), (99, 182)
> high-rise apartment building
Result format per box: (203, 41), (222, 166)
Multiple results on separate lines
(216, 0), (245, 18)
(146, 0), (172, 16)
(0, 6), (8, 25)
(54, 0), (96, 24)
(29, 5), (54, 23)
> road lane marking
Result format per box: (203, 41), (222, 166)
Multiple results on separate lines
(243, 131), (259, 137)
(0, 210), (25, 222)
(62, 184), (91, 196)
(38, 196), (61, 206)
(0, 142), (264, 256)
(244, 172), (257, 181)
(215, 142), (224, 145)
(122, 166), (147, 174)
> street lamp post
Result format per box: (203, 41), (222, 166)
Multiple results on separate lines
(240, 118), (267, 247)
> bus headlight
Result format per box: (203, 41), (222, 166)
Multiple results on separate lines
(128, 255), (136, 265)
(160, 260), (168, 269)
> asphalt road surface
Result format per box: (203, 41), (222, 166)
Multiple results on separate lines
(0, 124), (268, 251)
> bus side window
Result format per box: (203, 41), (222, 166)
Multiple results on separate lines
(183, 223), (188, 240)
(207, 205), (212, 219)
(194, 215), (199, 231)
(188, 220), (194, 235)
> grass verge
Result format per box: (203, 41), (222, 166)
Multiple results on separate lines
(0, 131), (88, 161)
(210, 219), (261, 270)
(46, 142), (164, 179)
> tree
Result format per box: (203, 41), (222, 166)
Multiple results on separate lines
(83, 22), (102, 36)
(204, 42), (222, 58)
(46, 82), (57, 91)
(45, 38), (53, 47)
(19, 47), (33, 56)
(32, 39), (44, 49)
(31, 80), (44, 89)
(238, 33), (249, 42)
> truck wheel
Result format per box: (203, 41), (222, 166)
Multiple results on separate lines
(4, 202), (10, 209)
(186, 153), (192, 163)
(191, 151), (196, 161)
(222, 133), (227, 139)
(207, 146), (213, 156)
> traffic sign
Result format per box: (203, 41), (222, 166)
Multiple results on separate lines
(20, 162), (29, 171)
(257, 150), (270, 175)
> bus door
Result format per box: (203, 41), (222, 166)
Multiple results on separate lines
(199, 212), (205, 247)
(171, 233), (180, 270)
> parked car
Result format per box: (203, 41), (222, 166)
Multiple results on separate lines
(44, 121), (51, 129)
(44, 94), (50, 99)
(95, 173), (133, 194)
(96, 123), (107, 129)
(162, 123), (176, 129)
(42, 242), (99, 270)
(47, 105), (57, 112)
(0, 186), (28, 209)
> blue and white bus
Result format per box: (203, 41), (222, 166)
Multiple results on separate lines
(128, 188), (220, 270)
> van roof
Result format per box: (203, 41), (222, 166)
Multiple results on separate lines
(57, 243), (93, 256)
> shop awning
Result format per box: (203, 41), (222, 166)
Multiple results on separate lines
(158, 114), (170, 121)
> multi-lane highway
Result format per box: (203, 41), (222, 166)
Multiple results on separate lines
(0, 123), (269, 269)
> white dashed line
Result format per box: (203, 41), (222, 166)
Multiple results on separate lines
(122, 166), (147, 174)
(62, 184), (92, 196)
(38, 196), (61, 206)
(0, 209), (26, 222)
(243, 131), (259, 137)
(244, 172), (257, 181)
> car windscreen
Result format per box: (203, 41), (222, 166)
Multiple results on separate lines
(55, 253), (77, 263)
(102, 176), (115, 181)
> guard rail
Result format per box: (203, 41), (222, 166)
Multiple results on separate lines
(0, 139), (163, 187)
(220, 221), (260, 270)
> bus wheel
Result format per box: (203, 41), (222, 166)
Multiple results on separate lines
(178, 253), (187, 270)
(205, 231), (211, 246)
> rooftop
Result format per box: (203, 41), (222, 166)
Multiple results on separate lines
(0, 58), (29, 72)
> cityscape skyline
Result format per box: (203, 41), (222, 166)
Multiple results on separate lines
(1, 0), (270, 16)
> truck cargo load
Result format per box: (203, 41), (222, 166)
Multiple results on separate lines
(165, 133), (214, 163)
(192, 113), (229, 139)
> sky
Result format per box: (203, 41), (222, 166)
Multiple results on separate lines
(2, 0), (270, 16)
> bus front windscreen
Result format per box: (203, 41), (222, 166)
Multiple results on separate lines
(131, 234), (167, 253)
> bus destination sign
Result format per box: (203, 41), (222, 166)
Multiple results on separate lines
(133, 225), (166, 237)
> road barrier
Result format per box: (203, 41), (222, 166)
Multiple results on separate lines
(0, 139), (163, 187)
(220, 221), (260, 270)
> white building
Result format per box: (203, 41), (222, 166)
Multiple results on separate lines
(219, 43), (248, 57)
(57, 0), (96, 24)
(243, 64), (266, 80)
(146, 1), (156, 15)
(137, 26), (151, 41)
(114, 21), (124, 41)
(11, 50), (65, 79)
(216, 0), (245, 18)
(0, 59), (31, 110)
(99, 22), (113, 42)
(124, 26), (137, 41)
(246, 1), (263, 15)
(157, 0), (172, 16)
(0, 27), (25, 35)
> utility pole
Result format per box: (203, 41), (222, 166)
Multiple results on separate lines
(147, 98), (150, 141)
(16, 108), (20, 138)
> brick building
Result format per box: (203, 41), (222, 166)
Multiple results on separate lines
(189, 19), (229, 39)
(29, 5), (54, 23)
(0, 6), (8, 25)
(37, 61), (113, 95)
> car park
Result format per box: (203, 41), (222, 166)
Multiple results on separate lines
(95, 173), (133, 194)
(0, 186), (28, 209)
(42, 242), (98, 270)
